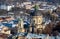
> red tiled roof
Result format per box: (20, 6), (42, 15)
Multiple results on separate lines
(0, 33), (9, 38)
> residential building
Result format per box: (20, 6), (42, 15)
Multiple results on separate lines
(0, 26), (11, 34)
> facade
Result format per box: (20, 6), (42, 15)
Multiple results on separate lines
(18, 36), (27, 39)
(32, 15), (43, 34)
(0, 26), (11, 34)
(18, 18), (25, 33)
(30, 9), (44, 34)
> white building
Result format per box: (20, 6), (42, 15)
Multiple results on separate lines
(0, 4), (14, 11)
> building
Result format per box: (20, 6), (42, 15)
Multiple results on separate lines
(18, 18), (25, 33)
(0, 33), (10, 39)
(0, 4), (14, 11)
(0, 26), (11, 34)
(30, 8), (43, 34)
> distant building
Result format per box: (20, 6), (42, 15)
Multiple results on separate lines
(18, 18), (25, 33)
(0, 33), (10, 39)
(0, 26), (11, 34)
(0, 4), (14, 11)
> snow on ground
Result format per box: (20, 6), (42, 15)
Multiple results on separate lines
(26, 33), (60, 39)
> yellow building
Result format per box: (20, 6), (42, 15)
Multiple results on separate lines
(32, 11), (43, 27)
(30, 10), (43, 34)
(33, 15), (43, 34)
(25, 4), (32, 9)
(33, 16), (43, 25)
(18, 36), (27, 39)
(18, 18), (25, 33)
(23, 2), (31, 5)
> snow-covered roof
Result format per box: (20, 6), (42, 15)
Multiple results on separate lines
(26, 33), (46, 38)
(16, 32), (27, 36)
(40, 5), (57, 10)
